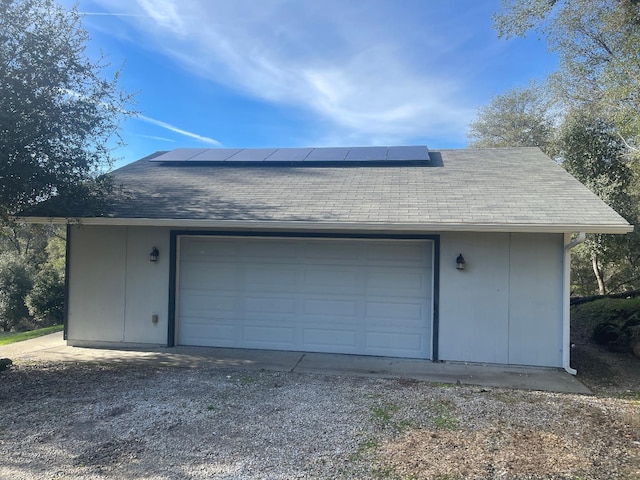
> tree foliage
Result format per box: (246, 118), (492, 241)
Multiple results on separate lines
(494, 0), (640, 157)
(0, 253), (33, 331)
(556, 111), (636, 294)
(467, 83), (556, 154)
(26, 266), (64, 325)
(468, 1), (640, 294)
(0, 223), (65, 330)
(558, 112), (633, 217)
(0, 0), (132, 220)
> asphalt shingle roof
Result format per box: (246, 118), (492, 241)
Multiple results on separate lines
(24, 147), (633, 233)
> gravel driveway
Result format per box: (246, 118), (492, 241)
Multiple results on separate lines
(1, 361), (639, 479)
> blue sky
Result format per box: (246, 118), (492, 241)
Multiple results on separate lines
(61, 0), (557, 166)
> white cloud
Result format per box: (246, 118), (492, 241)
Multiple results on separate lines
(138, 134), (176, 143)
(137, 115), (222, 146)
(87, 0), (507, 144)
(136, 0), (185, 35)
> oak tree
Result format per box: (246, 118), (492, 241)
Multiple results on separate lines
(0, 0), (132, 220)
(467, 83), (556, 154)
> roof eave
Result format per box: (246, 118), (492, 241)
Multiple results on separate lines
(15, 216), (634, 235)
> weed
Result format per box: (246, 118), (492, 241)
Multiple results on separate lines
(491, 392), (518, 405)
(431, 400), (459, 430)
(349, 437), (379, 461)
(429, 382), (456, 388)
(617, 390), (640, 402)
(370, 402), (415, 432)
(433, 416), (459, 429)
(371, 402), (399, 425)
(238, 375), (258, 385)
(372, 466), (403, 479)
(621, 409), (640, 438)
(206, 405), (216, 411)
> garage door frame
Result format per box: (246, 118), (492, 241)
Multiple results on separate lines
(167, 231), (440, 360)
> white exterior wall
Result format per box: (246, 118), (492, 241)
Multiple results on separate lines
(66, 226), (565, 367)
(67, 225), (171, 346)
(439, 232), (564, 367)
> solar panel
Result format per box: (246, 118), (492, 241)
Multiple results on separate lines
(152, 148), (208, 161)
(226, 148), (278, 161)
(304, 147), (350, 162)
(345, 146), (389, 161)
(388, 145), (429, 161)
(149, 146), (431, 166)
(267, 147), (314, 162)
(189, 148), (243, 161)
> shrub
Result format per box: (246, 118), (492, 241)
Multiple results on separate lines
(26, 266), (64, 326)
(0, 254), (33, 331)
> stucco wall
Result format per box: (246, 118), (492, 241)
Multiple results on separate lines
(67, 225), (170, 345)
(439, 232), (564, 367)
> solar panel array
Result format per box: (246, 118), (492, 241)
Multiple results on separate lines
(149, 146), (431, 165)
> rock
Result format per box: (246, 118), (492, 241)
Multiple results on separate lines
(0, 358), (12, 372)
(626, 325), (640, 359)
(593, 323), (621, 345)
(623, 313), (640, 330)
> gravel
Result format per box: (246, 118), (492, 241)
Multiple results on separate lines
(1, 361), (639, 479)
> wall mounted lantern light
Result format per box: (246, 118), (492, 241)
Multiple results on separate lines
(456, 253), (466, 270)
(149, 247), (159, 262)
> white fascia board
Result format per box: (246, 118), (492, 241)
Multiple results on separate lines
(16, 216), (634, 234)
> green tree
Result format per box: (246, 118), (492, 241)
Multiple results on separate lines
(557, 111), (636, 294)
(0, 0), (133, 220)
(467, 83), (556, 154)
(26, 266), (64, 325)
(488, 0), (640, 294)
(0, 254), (33, 331)
(0, 223), (52, 267)
(0, 223), (65, 330)
(494, 0), (640, 157)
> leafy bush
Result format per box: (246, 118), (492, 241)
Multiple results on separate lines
(26, 266), (64, 326)
(0, 254), (33, 331)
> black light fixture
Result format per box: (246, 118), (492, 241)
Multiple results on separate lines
(456, 253), (466, 270)
(150, 247), (159, 262)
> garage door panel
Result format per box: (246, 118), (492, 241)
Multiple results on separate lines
(243, 325), (296, 347)
(244, 296), (297, 314)
(367, 269), (430, 296)
(178, 237), (433, 359)
(181, 292), (237, 314)
(182, 239), (240, 260)
(245, 266), (297, 289)
(303, 242), (363, 260)
(180, 263), (239, 289)
(303, 268), (361, 291)
(366, 242), (429, 263)
(180, 320), (236, 345)
(366, 331), (425, 353)
(303, 328), (358, 349)
(241, 242), (299, 259)
(302, 298), (359, 316)
(366, 301), (424, 320)
(365, 316), (427, 332)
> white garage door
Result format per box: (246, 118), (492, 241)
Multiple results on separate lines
(177, 236), (433, 359)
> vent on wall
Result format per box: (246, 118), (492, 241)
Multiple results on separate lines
(149, 146), (431, 166)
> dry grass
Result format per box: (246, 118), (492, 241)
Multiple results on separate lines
(368, 300), (640, 480)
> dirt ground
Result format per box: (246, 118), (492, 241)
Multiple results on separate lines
(375, 338), (640, 480)
(369, 316), (640, 480)
(571, 312), (640, 399)
(0, 329), (639, 479)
